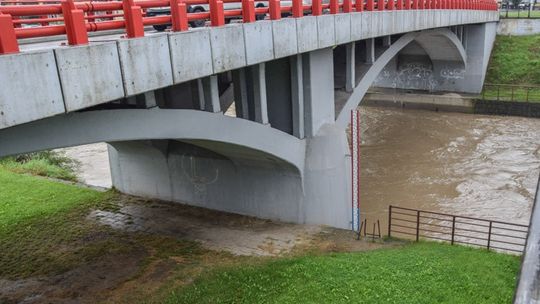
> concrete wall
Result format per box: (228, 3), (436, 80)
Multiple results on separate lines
(497, 18), (540, 35)
(109, 140), (306, 223)
(371, 22), (497, 95)
(108, 127), (352, 229)
(2, 10), (499, 130)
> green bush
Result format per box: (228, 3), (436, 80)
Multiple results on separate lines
(0, 151), (80, 181)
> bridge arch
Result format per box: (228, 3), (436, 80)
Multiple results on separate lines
(0, 109), (306, 173)
(336, 28), (467, 127)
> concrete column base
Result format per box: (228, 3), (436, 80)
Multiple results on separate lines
(107, 125), (351, 229)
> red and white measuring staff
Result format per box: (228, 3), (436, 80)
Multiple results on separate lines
(351, 110), (360, 232)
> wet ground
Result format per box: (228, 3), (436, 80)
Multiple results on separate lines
(0, 197), (388, 304)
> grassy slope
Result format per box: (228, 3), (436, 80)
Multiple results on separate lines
(0, 168), (208, 285)
(485, 35), (540, 85)
(0, 169), (112, 278)
(169, 242), (520, 304)
(0, 169), (103, 229)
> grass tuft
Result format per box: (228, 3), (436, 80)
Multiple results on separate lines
(0, 150), (80, 182)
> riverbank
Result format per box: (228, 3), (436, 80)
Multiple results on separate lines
(363, 88), (540, 117)
(0, 168), (521, 303)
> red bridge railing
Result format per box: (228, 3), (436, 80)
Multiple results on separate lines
(0, 0), (498, 55)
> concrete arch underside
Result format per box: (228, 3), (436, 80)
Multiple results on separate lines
(336, 28), (468, 127)
(0, 109), (306, 173)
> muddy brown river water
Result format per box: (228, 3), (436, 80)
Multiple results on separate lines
(61, 106), (540, 230)
(359, 106), (540, 231)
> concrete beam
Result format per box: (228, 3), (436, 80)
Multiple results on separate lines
(210, 24), (247, 73)
(296, 16), (318, 53)
(272, 18), (298, 59)
(117, 34), (173, 96)
(0, 50), (64, 130)
(0, 109), (306, 172)
(335, 14), (352, 45)
(243, 21), (274, 65)
(169, 28), (213, 84)
(317, 15), (336, 49)
(54, 42), (124, 112)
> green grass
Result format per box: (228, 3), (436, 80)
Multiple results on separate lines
(483, 34), (540, 102)
(500, 10), (540, 18)
(0, 168), (112, 278)
(0, 168), (207, 281)
(167, 242), (520, 304)
(0, 169), (103, 229)
(485, 35), (540, 86)
(482, 85), (540, 102)
(0, 151), (79, 181)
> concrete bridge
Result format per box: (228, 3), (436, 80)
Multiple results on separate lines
(0, 1), (498, 229)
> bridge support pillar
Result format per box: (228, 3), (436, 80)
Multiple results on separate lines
(365, 38), (375, 64)
(108, 134), (351, 229)
(231, 64), (269, 124)
(198, 75), (221, 112)
(382, 35), (391, 47)
(458, 22), (497, 93)
(232, 68), (250, 119)
(251, 63), (269, 125)
(107, 47), (352, 229)
(302, 47), (335, 138)
(290, 54), (305, 139)
(345, 43), (356, 93)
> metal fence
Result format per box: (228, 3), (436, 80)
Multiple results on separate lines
(388, 205), (529, 253)
(481, 83), (540, 103)
(499, 7), (540, 18)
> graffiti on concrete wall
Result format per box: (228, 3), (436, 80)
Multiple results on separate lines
(440, 66), (466, 81)
(375, 62), (466, 91)
(376, 62), (438, 91)
(181, 154), (219, 199)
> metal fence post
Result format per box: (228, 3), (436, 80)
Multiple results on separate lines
(388, 205), (392, 237)
(416, 210), (420, 241)
(451, 216), (456, 245)
(511, 86), (515, 102)
(487, 221), (492, 250)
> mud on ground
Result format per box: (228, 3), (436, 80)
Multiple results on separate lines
(0, 195), (396, 304)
